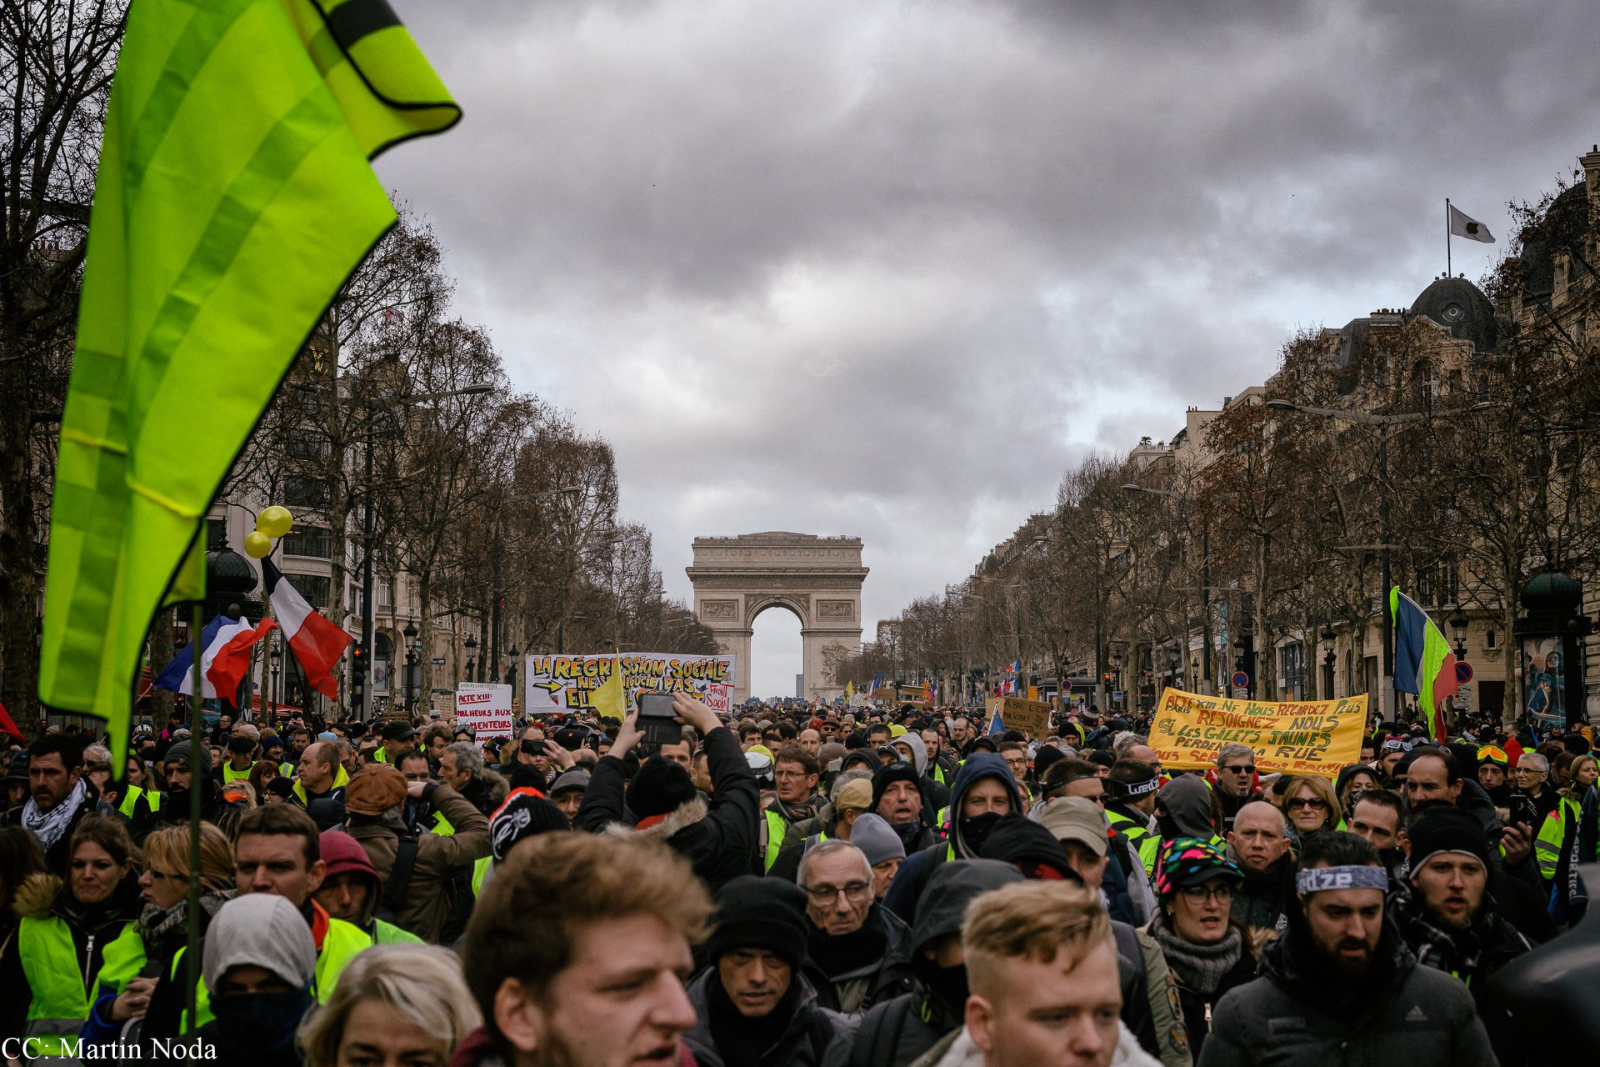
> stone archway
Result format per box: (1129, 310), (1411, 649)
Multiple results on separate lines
(687, 532), (867, 703)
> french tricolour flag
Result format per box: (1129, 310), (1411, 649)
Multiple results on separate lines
(265, 559), (352, 699)
(154, 614), (270, 698)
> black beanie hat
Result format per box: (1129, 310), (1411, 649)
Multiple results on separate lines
(626, 756), (697, 821)
(490, 787), (571, 862)
(707, 875), (810, 966)
(871, 760), (922, 810)
(1407, 806), (1491, 875)
(978, 814), (1079, 882)
(1034, 745), (1066, 781)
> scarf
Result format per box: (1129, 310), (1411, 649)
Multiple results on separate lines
(707, 971), (799, 1066)
(22, 777), (87, 851)
(1386, 886), (1530, 993)
(808, 907), (889, 978)
(139, 889), (237, 948)
(1148, 912), (1244, 997)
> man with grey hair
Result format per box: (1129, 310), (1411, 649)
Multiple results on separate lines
(1514, 752), (1557, 820)
(797, 838), (913, 1016)
(439, 740), (494, 815)
(1113, 731), (1161, 771)
(1213, 741), (1259, 833)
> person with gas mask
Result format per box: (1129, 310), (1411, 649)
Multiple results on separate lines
(879, 753), (1025, 924)
(191, 893), (318, 1067)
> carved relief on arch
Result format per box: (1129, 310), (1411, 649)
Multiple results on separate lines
(817, 600), (855, 620)
(700, 600), (739, 620)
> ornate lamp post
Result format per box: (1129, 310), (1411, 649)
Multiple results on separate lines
(464, 633), (477, 683)
(403, 620), (419, 713)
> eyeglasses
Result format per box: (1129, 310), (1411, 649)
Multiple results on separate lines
(1004, 757), (1028, 768)
(1179, 884), (1234, 902)
(1287, 797), (1328, 811)
(803, 882), (872, 905)
(1223, 765), (1255, 775)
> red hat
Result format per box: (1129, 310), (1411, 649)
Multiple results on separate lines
(320, 829), (380, 892)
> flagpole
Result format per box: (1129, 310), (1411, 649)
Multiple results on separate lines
(1445, 198), (1452, 276)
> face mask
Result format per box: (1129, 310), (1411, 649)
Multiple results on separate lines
(925, 962), (969, 1011)
(212, 984), (313, 1052)
(958, 811), (1005, 855)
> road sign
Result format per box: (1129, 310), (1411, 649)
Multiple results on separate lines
(1455, 661), (1474, 684)
(431, 657), (445, 666)
(1231, 671), (1250, 689)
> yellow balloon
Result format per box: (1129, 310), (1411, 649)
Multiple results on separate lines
(244, 531), (273, 559)
(257, 505), (294, 538)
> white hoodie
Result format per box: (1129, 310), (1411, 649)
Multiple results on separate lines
(929, 1021), (1162, 1067)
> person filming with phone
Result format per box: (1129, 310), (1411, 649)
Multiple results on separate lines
(573, 693), (760, 893)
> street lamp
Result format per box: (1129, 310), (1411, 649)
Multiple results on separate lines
(506, 645), (520, 693)
(269, 640), (282, 715)
(403, 620), (419, 711)
(1264, 397), (1496, 718)
(463, 632), (477, 682)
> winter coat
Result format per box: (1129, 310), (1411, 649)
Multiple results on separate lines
(881, 755), (1025, 924)
(0, 780), (111, 876)
(683, 970), (849, 1067)
(1146, 914), (1257, 1063)
(576, 725), (760, 894)
(1228, 850), (1293, 934)
(1197, 915), (1497, 1067)
(805, 904), (915, 1017)
(344, 782), (489, 943)
(1387, 886), (1531, 1006)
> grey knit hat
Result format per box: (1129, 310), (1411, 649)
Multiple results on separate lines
(849, 812), (906, 867)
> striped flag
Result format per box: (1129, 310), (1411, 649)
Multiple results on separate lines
(36, 0), (459, 766)
(264, 560), (351, 700)
(154, 614), (250, 698)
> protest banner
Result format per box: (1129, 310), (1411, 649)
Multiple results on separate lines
(1148, 687), (1367, 776)
(985, 696), (1052, 738)
(456, 683), (515, 737)
(522, 652), (736, 715)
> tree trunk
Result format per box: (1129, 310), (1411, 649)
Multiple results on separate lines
(418, 571), (434, 713)
(1501, 594), (1519, 723)
(148, 610), (175, 723)
(0, 413), (41, 737)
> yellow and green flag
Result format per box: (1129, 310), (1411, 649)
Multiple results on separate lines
(40, 0), (459, 764)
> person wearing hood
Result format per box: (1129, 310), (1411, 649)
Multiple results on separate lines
(573, 694), (760, 893)
(82, 822), (238, 1047)
(838, 860), (1024, 1067)
(314, 828), (423, 945)
(1156, 774), (1223, 846)
(0, 816), (143, 1058)
(881, 753), (1024, 924)
(191, 893), (318, 1067)
(685, 876), (847, 1067)
(798, 839), (914, 1016)
(893, 732), (951, 811)
(1198, 831), (1496, 1067)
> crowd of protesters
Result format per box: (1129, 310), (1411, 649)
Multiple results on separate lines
(0, 692), (1595, 1066)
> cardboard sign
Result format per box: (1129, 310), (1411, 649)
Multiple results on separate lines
(456, 683), (515, 738)
(1149, 687), (1366, 777)
(522, 653), (735, 714)
(986, 696), (1052, 738)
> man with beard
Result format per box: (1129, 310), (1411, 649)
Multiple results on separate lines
(880, 753), (1024, 923)
(1199, 831), (1496, 1067)
(1227, 800), (1293, 932)
(1389, 807), (1531, 1006)
(796, 839), (913, 1017)
(1347, 790), (1407, 886)
(684, 876), (845, 1067)
(0, 735), (108, 873)
(1209, 743), (1259, 834)
(841, 860), (1024, 1067)
(869, 761), (940, 860)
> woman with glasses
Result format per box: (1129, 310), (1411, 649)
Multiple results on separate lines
(1148, 837), (1257, 1061)
(1280, 774), (1342, 848)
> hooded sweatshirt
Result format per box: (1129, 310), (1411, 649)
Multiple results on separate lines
(881, 754), (1026, 924)
(1157, 774), (1218, 840)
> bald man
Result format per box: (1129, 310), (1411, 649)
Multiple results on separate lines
(1228, 800), (1292, 931)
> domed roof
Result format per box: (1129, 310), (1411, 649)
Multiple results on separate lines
(1408, 276), (1500, 353)
(1520, 569), (1582, 613)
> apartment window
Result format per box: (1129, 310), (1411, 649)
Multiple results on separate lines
(282, 476), (328, 508)
(293, 575), (331, 611)
(286, 433), (332, 463)
(281, 525), (332, 559)
(205, 517), (228, 550)
(377, 577), (394, 610)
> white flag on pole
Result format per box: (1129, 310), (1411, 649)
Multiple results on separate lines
(1448, 204), (1495, 244)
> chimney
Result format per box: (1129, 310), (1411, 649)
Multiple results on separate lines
(1582, 143), (1600, 204)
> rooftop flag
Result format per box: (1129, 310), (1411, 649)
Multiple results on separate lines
(38, 0), (459, 766)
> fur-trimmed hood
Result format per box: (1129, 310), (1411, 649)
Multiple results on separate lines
(13, 872), (61, 921)
(602, 796), (708, 842)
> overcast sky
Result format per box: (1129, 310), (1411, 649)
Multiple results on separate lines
(377, 0), (1598, 697)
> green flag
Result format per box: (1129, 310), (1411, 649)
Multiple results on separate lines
(40, 0), (459, 764)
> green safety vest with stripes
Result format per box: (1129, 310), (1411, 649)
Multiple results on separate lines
(292, 763), (350, 807)
(1535, 795), (1580, 883)
(1107, 808), (1161, 877)
(17, 914), (143, 1057)
(375, 918), (423, 945)
(118, 785), (162, 818)
(472, 855), (492, 897)
(761, 810), (787, 872)
(221, 761), (254, 784)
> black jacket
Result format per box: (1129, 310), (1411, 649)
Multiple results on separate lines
(804, 903), (915, 1017)
(574, 725), (759, 894)
(1229, 850), (1293, 933)
(1198, 909), (1496, 1067)
(684, 970), (846, 1067)
(1, 780), (109, 876)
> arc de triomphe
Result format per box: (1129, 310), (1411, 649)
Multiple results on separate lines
(687, 532), (867, 703)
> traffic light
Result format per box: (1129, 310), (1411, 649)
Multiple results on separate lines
(350, 641), (367, 683)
